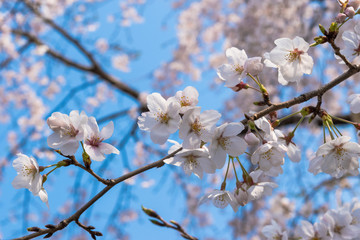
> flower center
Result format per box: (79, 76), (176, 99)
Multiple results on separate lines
(334, 224), (344, 234)
(180, 96), (191, 107)
(86, 135), (104, 147)
(66, 124), (79, 137)
(156, 112), (170, 124)
(285, 48), (304, 62)
(218, 137), (230, 150)
(262, 149), (274, 161)
(22, 165), (36, 178)
(234, 64), (244, 75)
(191, 118), (203, 135)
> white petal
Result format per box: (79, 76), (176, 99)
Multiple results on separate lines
(226, 47), (247, 65)
(100, 121), (114, 140)
(299, 54), (313, 74)
(99, 142), (119, 155)
(147, 93), (167, 113)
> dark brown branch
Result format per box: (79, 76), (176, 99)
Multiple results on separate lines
(142, 206), (198, 240)
(22, 0), (98, 67)
(242, 67), (360, 124)
(15, 147), (183, 240)
(10, 28), (143, 102)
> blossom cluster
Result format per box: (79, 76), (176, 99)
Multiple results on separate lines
(262, 199), (360, 239)
(12, 111), (119, 206)
(137, 29), (360, 214)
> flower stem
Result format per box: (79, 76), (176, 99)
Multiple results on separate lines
(291, 116), (305, 135)
(247, 73), (261, 87)
(332, 123), (343, 136)
(329, 114), (356, 125)
(231, 158), (240, 183)
(325, 120), (335, 140)
(221, 158), (231, 190)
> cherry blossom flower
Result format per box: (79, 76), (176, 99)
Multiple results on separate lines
(251, 141), (287, 177)
(83, 117), (120, 161)
(340, 23), (360, 64)
(199, 189), (239, 212)
(322, 208), (359, 239)
(47, 110), (88, 155)
(348, 94), (360, 114)
(112, 54), (130, 72)
(246, 170), (278, 201)
(138, 93), (181, 145)
(179, 107), (221, 149)
(308, 136), (360, 178)
(209, 122), (248, 169)
(265, 36), (313, 85)
(295, 220), (328, 240)
(217, 47), (248, 87)
(169, 86), (199, 114)
(262, 220), (288, 240)
(12, 153), (42, 195)
(164, 142), (215, 179)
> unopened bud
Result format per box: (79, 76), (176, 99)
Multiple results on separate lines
(348, 0), (360, 10)
(244, 132), (260, 145)
(230, 81), (249, 92)
(82, 151), (91, 169)
(244, 57), (263, 76)
(329, 22), (338, 33)
(345, 6), (356, 18)
(336, 13), (347, 23)
(319, 24), (327, 35)
(354, 123), (360, 130)
(27, 227), (40, 232)
(142, 206), (160, 219)
(253, 101), (266, 106)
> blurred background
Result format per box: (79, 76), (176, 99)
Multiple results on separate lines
(1, 0), (360, 239)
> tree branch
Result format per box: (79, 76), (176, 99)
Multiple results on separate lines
(15, 147), (183, 240)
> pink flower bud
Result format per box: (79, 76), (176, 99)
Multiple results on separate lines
(345, 6), (356, 18)
(244, 57), (263, 76)
(348, 0), (360, 10)
(336, 13), (347, 23)
(244, 132), (260, 145)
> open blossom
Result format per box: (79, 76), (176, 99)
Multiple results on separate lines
(265, 36), (313, 85)
(164, 141), (215, 179)
(340, 23), (360, 64)
(246, 170), (278, 201)
(308, 136), (360, 178)
(138, 93), (181, 145)
(348, 94), (360, 113)
(12, 153), (42, 195)
(321, 209), (359, 239)
(209, 122), (247, 169)
(83, 117), (119, 161)
(169, 86), (199, 114)
(217, 47), (248, 87)
(199, 189), (238, 212)
(179, 107), (221, 149)
(295, 220), (328, 240)
(251, 141), (287, 177)
(262, 220), (288, 240)
(47, 110), (88, 155)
